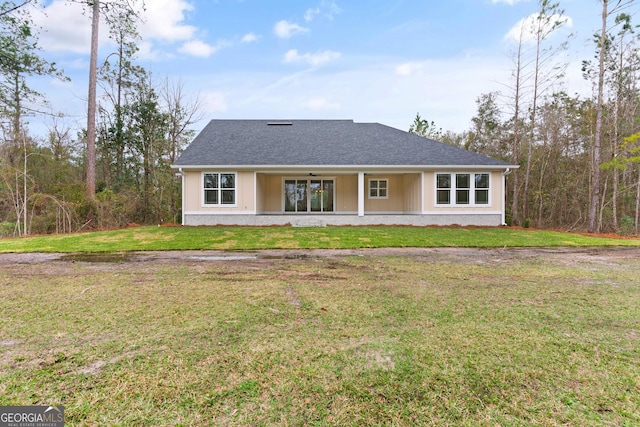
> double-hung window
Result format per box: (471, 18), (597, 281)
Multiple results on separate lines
(369, 179), (388, 199)
(203, 172), (236, 206)
(436, 173), (490, 206)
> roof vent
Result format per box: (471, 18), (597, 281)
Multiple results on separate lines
(267, 122), (293, 126)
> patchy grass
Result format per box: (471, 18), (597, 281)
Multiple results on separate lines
(1, 225), (639, 253)
(0, 251), (638, 425)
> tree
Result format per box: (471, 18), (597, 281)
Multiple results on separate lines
(465, 92), (506, 159)
(0, 0), (65, 235)
(588, 0), (635, 233)
(98, 1), (144, 188)
(408, 112), (444, 140)
(521, 0), (570, 224)
(85, 0), (99, 201)
(79, 0), (143, 205)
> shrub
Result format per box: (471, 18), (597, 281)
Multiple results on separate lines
(618, 216), (636, 236)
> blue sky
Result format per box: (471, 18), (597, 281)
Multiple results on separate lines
(27, 0), (633, 138)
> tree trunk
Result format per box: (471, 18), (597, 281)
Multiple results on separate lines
(635, 168), (640, 234)
(510, 32), (524, 226)
(85, 0), (100, 201)
(589, 0), (608, 233)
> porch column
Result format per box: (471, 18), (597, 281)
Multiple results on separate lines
(358, 172), (365, 217)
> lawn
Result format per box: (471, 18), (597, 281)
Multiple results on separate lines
(1, 225), (639, 253)
(0, 249), (638, 426)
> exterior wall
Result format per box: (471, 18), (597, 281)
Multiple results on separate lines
(183, 169), (506, 226)
(257, 174), (282, 213)
(423, 170), (503, 213)
(364, 174), (403, 213)
(184, 170), (255, 213)
(336, 175), (358, 213)
(402, 173), (422, 213)
(255, 174), (359, 214)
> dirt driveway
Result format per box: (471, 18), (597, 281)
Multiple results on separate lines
(1, 246), (639, 270)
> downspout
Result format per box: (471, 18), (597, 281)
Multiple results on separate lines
(502, 168), (512, 226)
(179, 168), (185, 225)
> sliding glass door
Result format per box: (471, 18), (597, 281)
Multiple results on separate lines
(285, 179), (334, 213)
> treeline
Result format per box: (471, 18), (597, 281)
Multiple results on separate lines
(1, 1), (639, 236)
(0, 0), (200, 236)
(411, 0), (640, 235)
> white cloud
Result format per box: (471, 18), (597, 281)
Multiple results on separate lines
(305, 1), (342, 21)
(274, 20), (310, 39)
(306, 97), (340, 111)
(32, 1), (100, 54)
(395, 62), (422, 76)
(241, 32), (260, 43)
(304, 7), (321, 22)
(178, 39), (229, 58)
(138, 0), (197, 42)
(505, 13), (573, 44)
(33, 0), (197, 55)
(202, 91), (228, 113)
(284, 49), (341, 67)
(492, 0), (529, 4)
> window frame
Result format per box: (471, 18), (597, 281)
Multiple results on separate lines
(368, 178), (389, 199)
(202, 171), (237, 207)
(435, 172), (491, 207)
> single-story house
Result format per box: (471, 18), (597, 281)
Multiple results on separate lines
(172, 119), (517, 227)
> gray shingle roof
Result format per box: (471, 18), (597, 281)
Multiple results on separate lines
(173, 119), (511, 167)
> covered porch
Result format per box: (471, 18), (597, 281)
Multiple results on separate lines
(255, 171), (423, 217)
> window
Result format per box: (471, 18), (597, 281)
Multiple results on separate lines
(369, 179), (388, 199)
(436, 173), (490, 206)
(475, 173), (489, 204)
(436, 174), (451, 204)
(456, 174), (470, 204)
(203, 172), (236, 206)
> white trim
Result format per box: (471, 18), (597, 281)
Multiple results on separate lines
(254, 171), (257, 215)
(421, 171), (425, 214)
(174, 164), (518, 172)
(281, 176), (337, 213)
(367, 178), (389, 199)
(180, 168), (185, 225)
(501, 170), (507, 225)
(201, 171), (238, 208)
(434, 172), (492, 208)
(358, 172), (365, 216)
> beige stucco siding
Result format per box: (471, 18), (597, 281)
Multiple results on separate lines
(423, 171), (503, 212)
(184, 170), (255, 213)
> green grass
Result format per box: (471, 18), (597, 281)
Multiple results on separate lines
(1, 225), (639, 252)
(0, 251), (638, 425)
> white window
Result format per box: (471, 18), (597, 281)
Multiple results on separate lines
(368, 179), (388, 199)
(436, 173), (490, 206)
(203, 172), (236, 206)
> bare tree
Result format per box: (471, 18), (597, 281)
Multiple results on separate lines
(85, 0), (99, 201)
(589, 0), (635, 233)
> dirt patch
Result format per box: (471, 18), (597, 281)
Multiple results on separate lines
(0, 247), (639, 269)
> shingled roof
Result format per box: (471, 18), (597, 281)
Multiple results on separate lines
(173, 119), (511, 168)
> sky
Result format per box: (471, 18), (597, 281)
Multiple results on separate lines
(24, 0), (639, 138)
